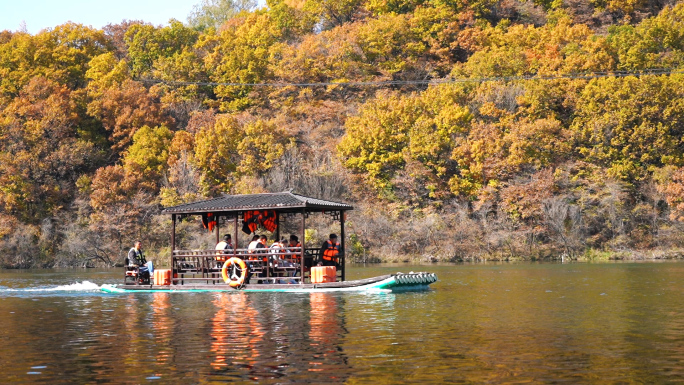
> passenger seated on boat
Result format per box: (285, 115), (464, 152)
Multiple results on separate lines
(269, 238), (297, 283)
(259, 235), (268, 247)
(257, 235), (269, 259)
(287, 235), (301, 262)
(319, 234), (341, 268)
(288, 234), (312, 273)
(216, 234), (233, 252)
(269, 238), (285, 259)
(245, 235), (267, 282)
(271, 238), (295, 266)
(128, 241), (153, 282)
(215, 234), (233, 265)
(247, 235), (261, 253)
(257, 235), (271, 276)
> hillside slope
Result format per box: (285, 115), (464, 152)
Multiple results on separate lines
(1, 0), (684, 266)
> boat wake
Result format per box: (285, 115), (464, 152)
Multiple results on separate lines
(0, 281), (110, 296)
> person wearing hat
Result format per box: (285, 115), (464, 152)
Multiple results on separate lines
(319, 233), (340, 267)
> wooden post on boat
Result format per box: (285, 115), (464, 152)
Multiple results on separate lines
(216, 214), (220, 245)
(275, 211), (280, 242)
(234, 212), (238, 260)
(171, 214), (176, 282)
(300, 207), (306, 283)
(340, 210), (345, 282)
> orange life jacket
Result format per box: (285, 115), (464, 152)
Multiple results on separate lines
(261, 210), (276, 232)
(242, 211), (258, 234)
(258, 241), (268, 262)
(322, 240), (340, 261)
(202, 212), (217, 232)
(242, 210), (277, 234)
(289, 242), (302, 261)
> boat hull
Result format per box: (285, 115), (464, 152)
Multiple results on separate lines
(101, 273), (437, 293)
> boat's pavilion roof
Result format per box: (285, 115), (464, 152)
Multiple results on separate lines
(162, 192), (353, 215)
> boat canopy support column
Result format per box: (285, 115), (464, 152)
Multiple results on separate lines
(300, 208), (305, 283)
(216, 213), (220, 245)
(340, 210), (345, 282)
(171, 214), (176, 279)
(233, 212), (239, 259)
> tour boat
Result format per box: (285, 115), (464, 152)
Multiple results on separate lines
(101, 192), (437, 293)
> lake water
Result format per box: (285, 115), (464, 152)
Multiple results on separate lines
(1, 262), (684, 383)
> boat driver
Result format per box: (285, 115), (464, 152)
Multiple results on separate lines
(128, 241), (153, 282)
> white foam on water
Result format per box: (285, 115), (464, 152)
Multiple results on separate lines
(0, 281), (103, 293)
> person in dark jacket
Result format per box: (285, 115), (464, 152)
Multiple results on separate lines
(128, 241), (153, 282)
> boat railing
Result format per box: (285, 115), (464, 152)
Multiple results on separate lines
(171, 247), (313, 284)
(172, 247), (305, 262)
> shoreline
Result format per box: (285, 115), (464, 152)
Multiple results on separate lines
(358, 248), (684, 264)
(3, 249), (684, 269)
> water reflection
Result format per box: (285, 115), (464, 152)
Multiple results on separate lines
(208, 293), (265, 378)
(2, 264), (684, 383)
(204, 292), (351, 382)
(309, 293), (349, 377)
(152, 293), (172, 365)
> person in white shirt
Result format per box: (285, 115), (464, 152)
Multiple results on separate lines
(215, 234), (233, 252)
(247, 235), (261, 253)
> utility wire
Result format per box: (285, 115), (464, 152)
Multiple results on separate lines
(138, 68), (684, 88)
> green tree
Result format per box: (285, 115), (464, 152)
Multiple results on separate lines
(125, 20), (199, 77)
(187, 0), (257, 31)
(205, 12), (282, 110)
(265, 0), (318, 38)
(0, 23), (110, 99)
(85, 52), (130, 95)
(608, 3), (684, 71)
(302, 0), (365, 30)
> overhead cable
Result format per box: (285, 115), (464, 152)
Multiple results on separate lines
(138, 68), (684, 88)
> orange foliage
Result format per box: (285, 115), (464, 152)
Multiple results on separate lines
(87, 80), (171, 154)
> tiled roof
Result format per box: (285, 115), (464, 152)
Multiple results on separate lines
(161, 192), (353, 214)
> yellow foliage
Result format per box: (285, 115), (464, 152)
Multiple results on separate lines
(339, 85), (472, 198)
(167, 130), (195, 168)
(85, 52), (129, 95)
(193, 115), (288, 194)
(570, 74), (684, 181)
(122, 125), (174, 184)
(205, 12), (282, 111)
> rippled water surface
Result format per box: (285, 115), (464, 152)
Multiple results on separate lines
(1, 262), (684, 383)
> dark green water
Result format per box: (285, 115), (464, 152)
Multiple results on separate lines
(1, 262), (683, 383)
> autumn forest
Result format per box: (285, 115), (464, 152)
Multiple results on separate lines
(2, 0), (684, 267)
